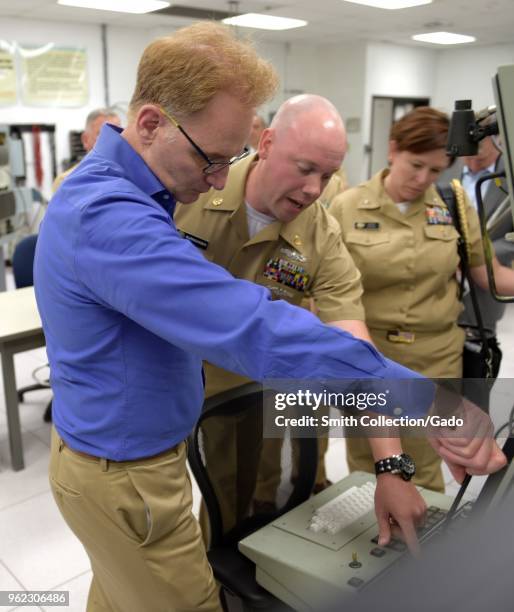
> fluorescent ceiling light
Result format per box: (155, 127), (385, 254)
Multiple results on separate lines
(57, 0), (170, 14)
(223, 13), (307, 30)
(412, 31), (476, 45)
(341, 0), (431, 8)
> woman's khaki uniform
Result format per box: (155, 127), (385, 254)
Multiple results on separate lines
(174, 155), (364, 539)
(330, 170), (484, 492)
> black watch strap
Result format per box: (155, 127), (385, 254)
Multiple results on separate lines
(374, 453), (416, 481)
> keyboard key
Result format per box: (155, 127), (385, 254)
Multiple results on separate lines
(386, 539), (406, 552)
(417, 527), (431, 538)
(348, 577), (364, 588)
(370, 547), (386, 557)
(308, 482), (376, 535)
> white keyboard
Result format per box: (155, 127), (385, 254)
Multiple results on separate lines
(308, 482), (376, 535)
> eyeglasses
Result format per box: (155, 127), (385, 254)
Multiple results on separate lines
(160, 107), (250, 175)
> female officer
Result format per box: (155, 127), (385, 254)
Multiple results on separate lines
(330, 106), (514, 492)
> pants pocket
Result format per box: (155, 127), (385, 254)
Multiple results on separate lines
(112, 472), (152, 545)
(50, 476), (82, 498)
(125, 446), (191, 548)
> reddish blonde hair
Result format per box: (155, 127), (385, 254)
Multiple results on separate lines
(390, 107), (449, 153)
(129, 22), (278, 121)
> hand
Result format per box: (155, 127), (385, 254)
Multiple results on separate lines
(429, 396), (507, 479)
(374, 473), (426, 556)
(431, 437), (506, 483)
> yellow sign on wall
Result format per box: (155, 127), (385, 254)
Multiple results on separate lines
(20, 44), (88, 107)
(0, 47), (17, 106)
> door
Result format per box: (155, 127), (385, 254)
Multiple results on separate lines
(368, 96), (430, 178)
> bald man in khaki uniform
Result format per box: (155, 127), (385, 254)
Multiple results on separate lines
(331, 169), (485, 491)
(177, 153), (364, 390)
(175, 95), (369, 539)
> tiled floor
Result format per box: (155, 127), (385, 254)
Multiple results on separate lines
(1, 273), (513, 610)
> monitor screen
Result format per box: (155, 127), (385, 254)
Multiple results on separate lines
(493, 65), (514, 228)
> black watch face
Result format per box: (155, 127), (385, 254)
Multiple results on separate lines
(400, 454), (416, 477)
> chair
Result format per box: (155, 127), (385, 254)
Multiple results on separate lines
(12, 234), (52, 423)
(187, 382), (318, 611)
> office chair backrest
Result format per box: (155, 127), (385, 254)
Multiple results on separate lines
(12, 234), (38, 288)
(188, 382), (318, 548)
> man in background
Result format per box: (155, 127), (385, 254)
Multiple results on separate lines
(247, 113), (266, 151)
(52, 107), (121, 191)
(440, 115), (512, 367)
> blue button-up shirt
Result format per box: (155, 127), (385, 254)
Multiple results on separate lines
(461, 162), (496, 209)
(34, 124), (429, 460)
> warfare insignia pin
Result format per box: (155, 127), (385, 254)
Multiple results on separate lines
(280, 247), (307, 263)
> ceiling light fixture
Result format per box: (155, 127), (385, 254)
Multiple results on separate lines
(222, 13), (307, 30)
(412, 31), (476, 44)
(341, 0), (431, 9)
(57, 0), (170, 14)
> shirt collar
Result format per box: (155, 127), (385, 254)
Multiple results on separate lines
(360, 169), (438, 211)
(92, 124), (175, 214)
(202, 153), (256, 212)
(462, 161), (496, 178)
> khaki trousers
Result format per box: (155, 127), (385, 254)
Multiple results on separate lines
(347, 326), (464, 493)
(50, 428), (221, 612)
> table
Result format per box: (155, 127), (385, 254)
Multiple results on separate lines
(0, 287), (45, 470)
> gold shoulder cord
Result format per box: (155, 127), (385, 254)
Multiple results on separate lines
(450, 178), (472, 261)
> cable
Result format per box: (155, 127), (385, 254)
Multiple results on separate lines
(444, 474), (472, 528)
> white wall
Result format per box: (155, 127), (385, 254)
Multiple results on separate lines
(362, 42), (437, 180)
(106, 26), (156, 112)
(315, 42), (367, 186)
(239, 38), (290, 121)
(433, 43), (514, 113)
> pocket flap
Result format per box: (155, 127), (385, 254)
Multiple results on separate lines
(424, 225), (459, 241)
(345, 231), (390, 246)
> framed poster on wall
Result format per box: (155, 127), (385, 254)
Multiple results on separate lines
(0, 41), (17, 106)
(20, 43), (88, 107)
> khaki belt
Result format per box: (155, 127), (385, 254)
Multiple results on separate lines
(386, 330), (415, 344)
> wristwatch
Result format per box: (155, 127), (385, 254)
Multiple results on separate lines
(374, 453), (416, 481)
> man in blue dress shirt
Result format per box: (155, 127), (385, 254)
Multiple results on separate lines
(34, 22), (506, 612)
